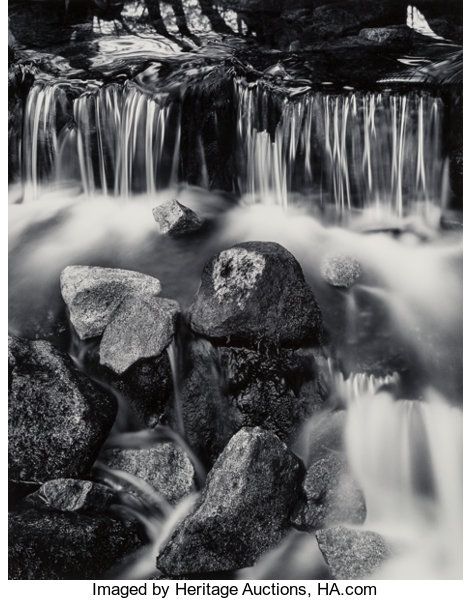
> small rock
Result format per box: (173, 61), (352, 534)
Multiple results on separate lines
(293, 454), (366, 531)
(153, 200), (203, 236)
(8, 335), (116, 483)
(24, 479), (116, 513)
(8, 508), (143, 579)
(316, 526), (391, 579)
(157, 427), (305, 575)
(189, 242), (323, 346)
(321, 254), (361, 288)
(99, 295), (180, 374)
(60, 265), (162, 340)
(101, 443), (194, 505)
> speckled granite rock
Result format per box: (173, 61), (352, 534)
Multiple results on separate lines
(60, 265), (162, 340)
(316, 526), (391, 579)
(99, 295), (179, 374)
(24, 479), (116, 513)
(153, 199), (203, 236)
(189, 242), (323, 346)
(8, 508), (143, 579)
(293, 454), (366, 530)
(8, 335), (116, 483)
(320, 254), (361, 288)
(157, 427), (305, 575)
(101, 443), (195, 505)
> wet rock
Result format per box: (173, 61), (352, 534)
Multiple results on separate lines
(8, 508), (142, 579)
(106, 353), (174, 429)
(218, 346), (326, 442)
(60, 265), (162, 340)
(359, 25), (427, 45)
(189, 242), (323, 346)
(303, 410), (347, 462)
(99, 295), (179, 374)
(8, 335), (116, 483)
(166, 338), (237, 468)
(320, 254), (361, 288)
(293, 454), (366, 531)
(101, 443), (194, 505)
(153, 199), (203, 236)
(24, 478), (116, 513)
(316, 526), (391, 579)
(157, 427), (305, 575)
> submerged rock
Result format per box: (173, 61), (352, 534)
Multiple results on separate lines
(60, 265), (162, 340)
(157, 427), (304, 575)
(320, 254), (361, 288)
(101, 443), (194, 505)
(189, 242), (323, 346)
(8, 335), (116, 483)
(153, 199), (203, 236)
(24, 478), (116, 513)
(99, 295), (179, 374)
(316, 526), (391, 579)
(8, 508), (142, 579)
(293, 454), (366, 531)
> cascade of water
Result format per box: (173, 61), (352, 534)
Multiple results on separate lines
(236, 81), (447, 216)
(22, 81), (181, 199)
(345, 390), (462, 578)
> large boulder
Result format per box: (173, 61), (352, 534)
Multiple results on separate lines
(23, 478), (116, 513)
(292, 454), (366, 531)
(153, 199), (203, 236)
(316, 526), (391, 579)
(60, 266), (162, 340)
(157, 427), (305, 575)
(189, 242), (323, 346)
(8, 335), (116, 483)
(100, 443), (195, 505)
(8, 508), (143, 579)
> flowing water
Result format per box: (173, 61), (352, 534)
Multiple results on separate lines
(9, 51), (462, 579)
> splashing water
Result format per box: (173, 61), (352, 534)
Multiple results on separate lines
(345, 389), (462, 579)
(236, 81), (447, 216)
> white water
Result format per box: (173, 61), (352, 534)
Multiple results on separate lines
(236, 81), (447, 215)
(345, 389), (462, 579)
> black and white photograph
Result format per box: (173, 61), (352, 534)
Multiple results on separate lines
(7, 0), (464, 584)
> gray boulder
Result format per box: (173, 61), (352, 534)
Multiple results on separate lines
(101, 443), (194, 505)
(8, 335), (116, 483)
(320, 254), (361, 288)
(99, 295), (180, 374)
(316, 526), (391, 579)
(359, 25), (428, 45)
(157, 427), (305, 575)
(189, 242), (323, 346)
(293, 454), (366, 531)
(60, 265), (162, 340)
(24, 479), (116, 513)
(8, 508), (143, 579)
(153, 200), (203, 236)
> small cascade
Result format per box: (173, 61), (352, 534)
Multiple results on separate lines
(345, 390), (462, 578)
(236, 81), (447, 216)
(334, 371), (400, 401)
(22, 80), (181, 199)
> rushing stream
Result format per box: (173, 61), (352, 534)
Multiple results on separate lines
(8, 2), (462, 580)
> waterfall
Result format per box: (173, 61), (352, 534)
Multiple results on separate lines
(22, 80), (181, 200)
(345, 390), (462, 578)
(236, 81), (447, 216)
